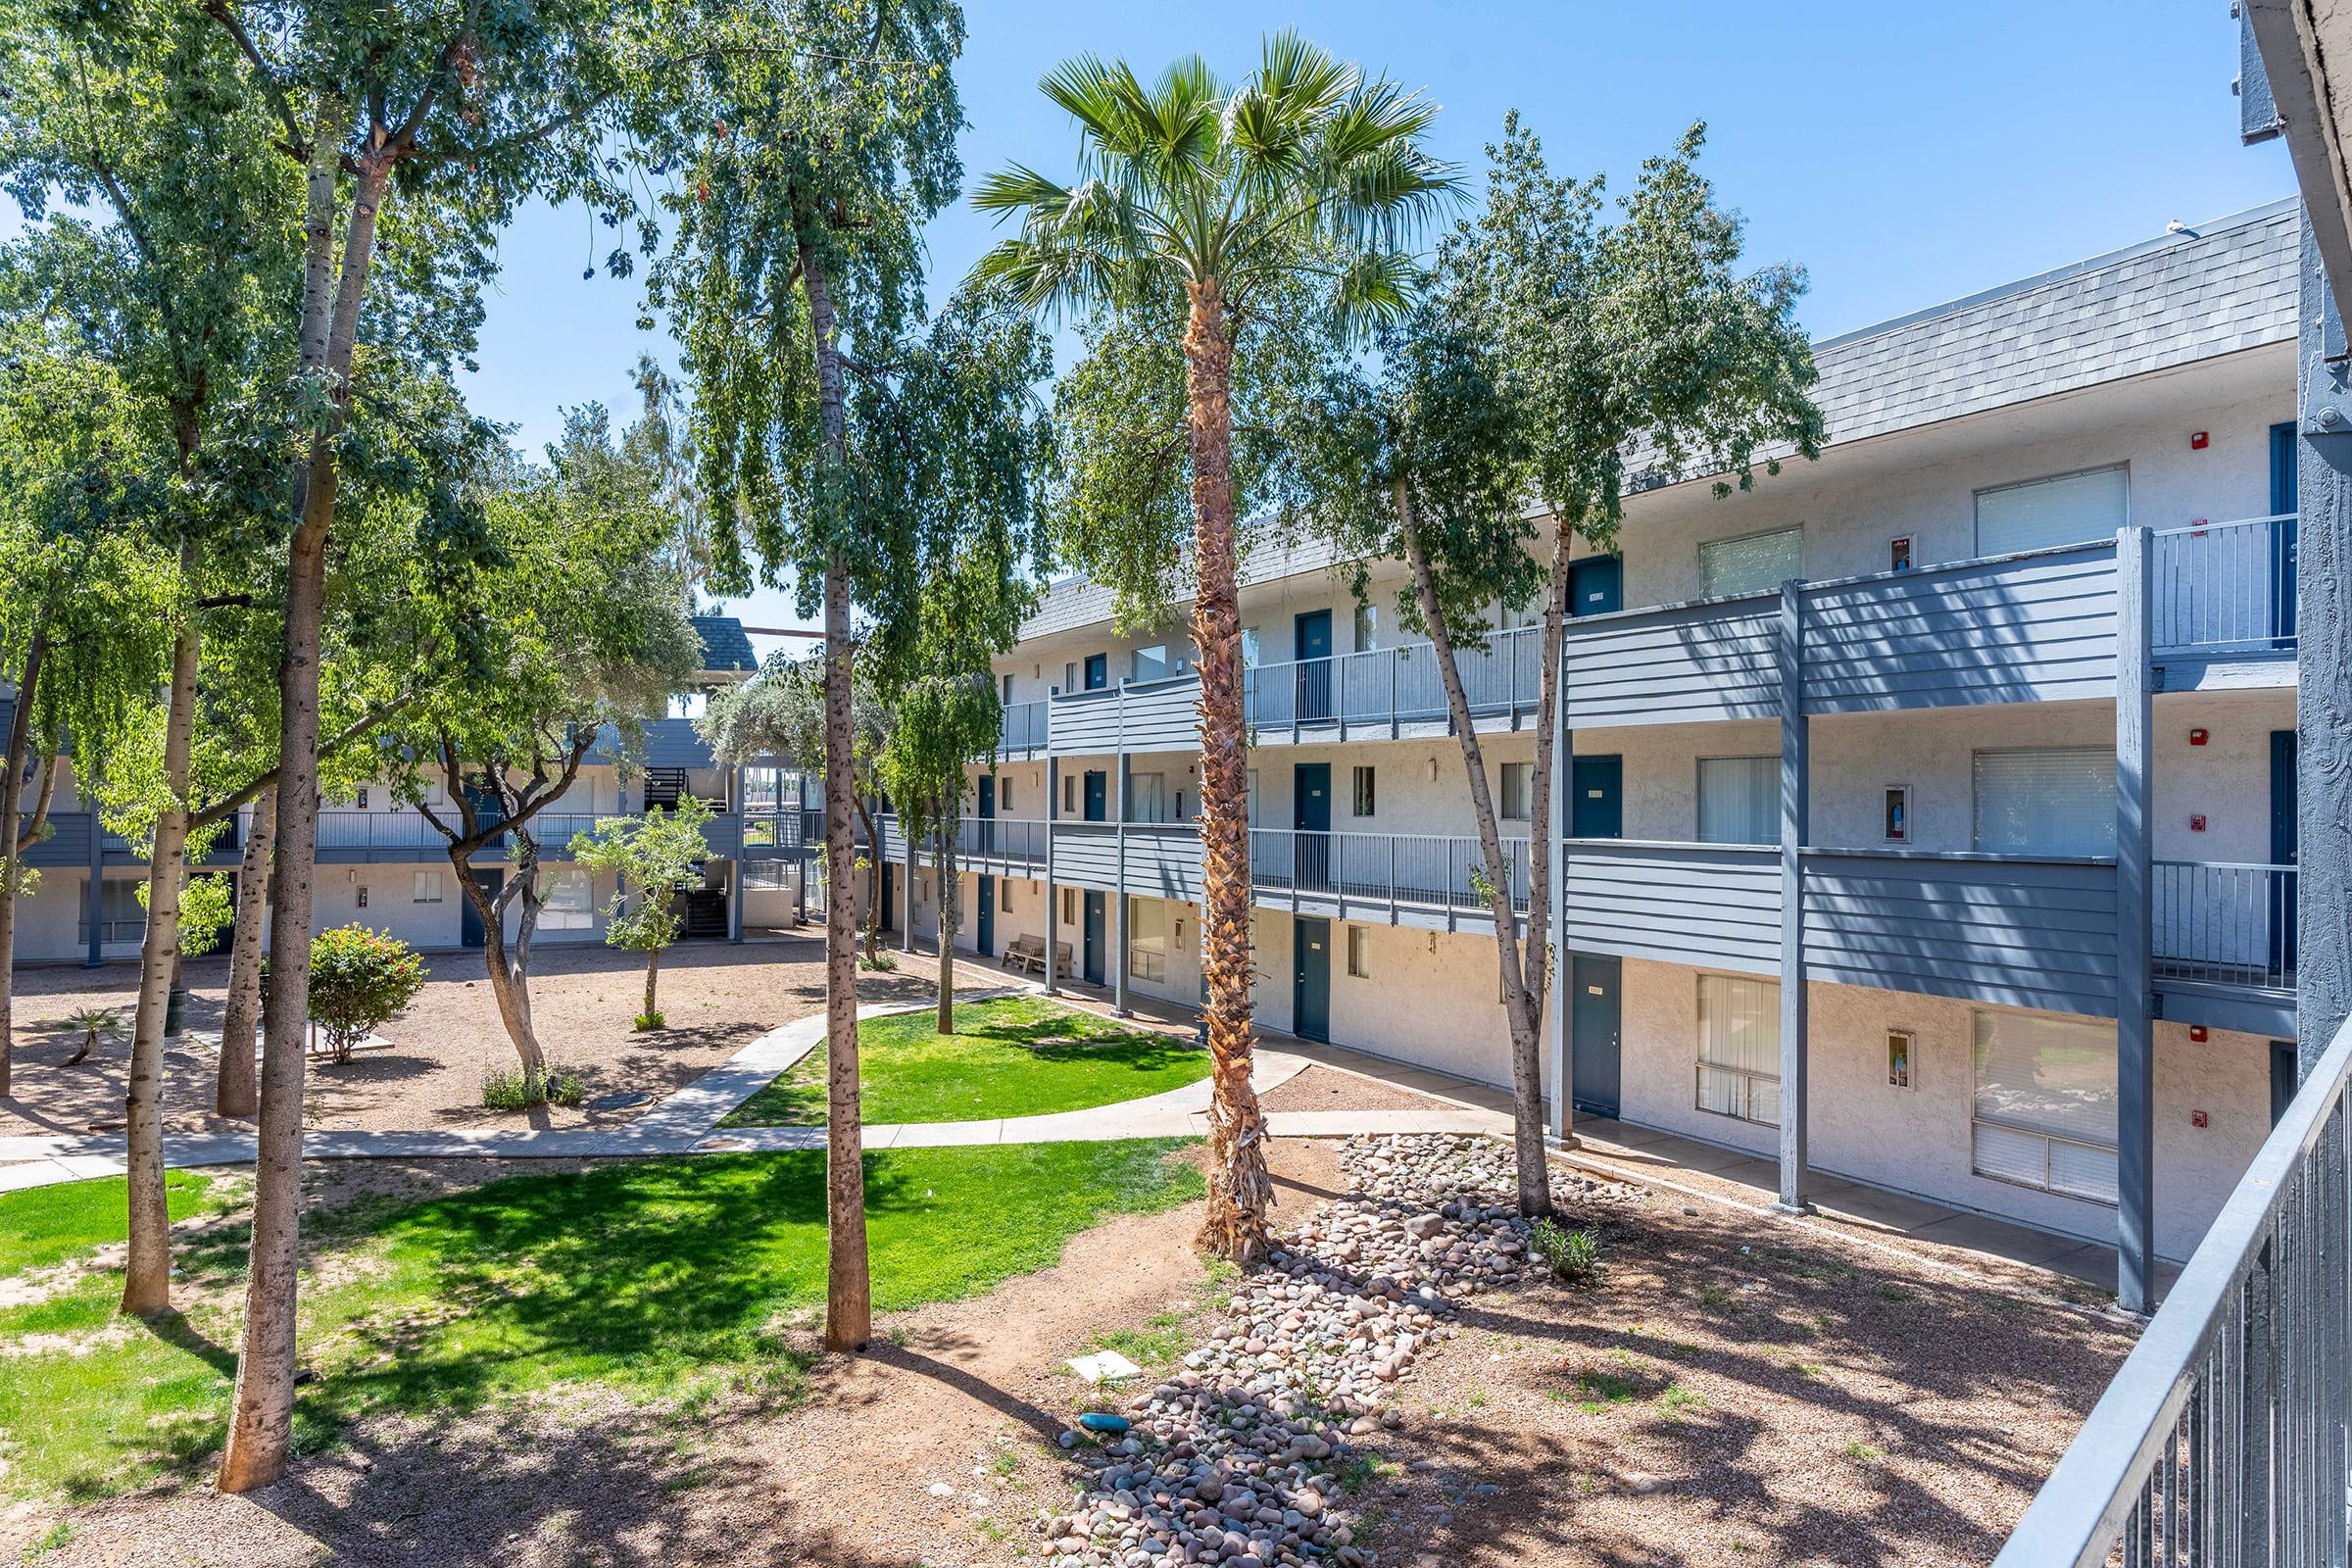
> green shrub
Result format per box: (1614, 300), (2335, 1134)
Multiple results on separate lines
(1532, 1216), (1604, 1288)
(634, 1010), (665, 1031)
(307, 926), (427, 1063)
(482, 1065), (586, 1111)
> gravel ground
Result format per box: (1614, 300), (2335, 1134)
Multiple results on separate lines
(0, 938), (958, 1138)
(1257, 1065), (1459, 1115)
(2, 1134), (2133, 1567)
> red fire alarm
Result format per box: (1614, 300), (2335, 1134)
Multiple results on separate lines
(2191, 1109), (2210, 1129)
(2190, 1026), (2210, 1043)
(2190, 814), (2208, 832)
(2190, 430), (2210, 450)
(2189, 728), (2209, 746)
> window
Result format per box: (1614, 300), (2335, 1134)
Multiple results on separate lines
(1698, 525), (1802, 598)
(541, 868), (595, 931)
(1000, 779), (1013, 812)
(1129, 772), (1168, 823)
(1883, 786), (1911, 845)
(1499, 594), (1541, 631)
(1698, 757), (1778, 845)
(1351, 766), (1376, 817)
(1498, 761), (1532, 822)
(1084, 653), (1108, 690)
(1002, 672), (1014, 703)
(413, 871), (445, 904)
(421, 779), (446, 807)
(1001, 878), (1012, 913)
(1973, 748), (2115, 855)
(1240, 627), (1261, 667)
(1062, 661), (1076, 694)
(1972, 1009), (2118, 1202)
(1886, 1029), (1914, 1089)
(1062, 774), (1076, 816)
(1060, 888), (1076, 925)
(1696, 974), (1780, 1126)
(1353, 603), (1379, 652)
(1131, 644), (1171, 683)
(1347, 925), (1370, 978)
(1976, 465), (2129, 557)
(1128, 898), (1167, 982)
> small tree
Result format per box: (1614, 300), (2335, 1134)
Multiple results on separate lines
(570, 797), (715, 1029)
(878, 674), (1002, 1034)
(306, 926), (427, 1066)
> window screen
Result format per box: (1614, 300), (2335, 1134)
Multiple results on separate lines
(1975, 466), (2129, 557)
(1351, 766), (1375, 817)
(413, 871), (445, 904)
(1347, 925), (1370, 978)
(1697, 974), (1780, 1126)
(1498, 761), (1532, 822)
(1973, 748), (2115, 855)
(1698, 526), (1802, 598)
(1698, 757), (1778, 846)
(1972, 1009), (2118, 1201)
(541, 868), (595, 930)
(1131, 645), (1171, 683)
(1128, 898), (1166, 981)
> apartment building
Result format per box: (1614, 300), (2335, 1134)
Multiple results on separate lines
(7, 616), (808, 964)
(888, 199), (2304, 1270)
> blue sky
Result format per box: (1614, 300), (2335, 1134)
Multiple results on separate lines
(459, 0), (2296, 648)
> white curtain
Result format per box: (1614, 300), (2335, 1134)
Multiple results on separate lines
(1698, 757), (1779, 846)
(1697, 974), (1781, 1126)
(1976, 466), (2129, 556)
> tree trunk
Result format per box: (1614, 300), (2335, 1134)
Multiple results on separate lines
(935, 821), (956, 1035)
(122, 534), (202, 1315)
(216, 787), (273, 1119)
(457, 845), (547, 1081)
(803, 239), (870, 1353)
(643, 944), (661, 1022)
(1396, 480), (1554, 1217)
(220, 114), (379, 1495)
(0, 625), (47, 1096)
(1182, 279), (1271, 1265)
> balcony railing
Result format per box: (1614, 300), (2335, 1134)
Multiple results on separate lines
(1246, 828), (1531, 915)
(1000, 700), (1049, 754)
(1992, 1009), (2352, 1567)
(956, 814), (1047, 867)
(2153, 859), (2296, 992)
(2151, 512), (2297, 657)
(1243, 624), (1544, 735)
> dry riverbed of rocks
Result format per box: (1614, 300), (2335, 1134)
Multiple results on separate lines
(1039, 1134), (1638, 1568)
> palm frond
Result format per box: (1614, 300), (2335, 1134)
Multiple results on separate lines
(971, 164), (1072, 216)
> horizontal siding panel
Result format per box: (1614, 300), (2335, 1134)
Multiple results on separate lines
(1048, 691), (1123, 755)
(23, 809), (93, 868)
(1563, 845), (1781, 969)
(1052, 825), (1121, 891)
(1125, 828), (1202, 902)
(1123, 679), (1200, 752)
(1563, 598), (1780, 728)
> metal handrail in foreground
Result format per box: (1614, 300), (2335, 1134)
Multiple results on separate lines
(1992, 1009), (2352, 1567)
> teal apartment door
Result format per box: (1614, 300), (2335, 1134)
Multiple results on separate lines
(1083, 891), (1106, 985)
(1570, 954), (1622, 1118)
(1293, 916), (1331, 1042)
(1570, 755), (1623, 839)
(975, 874), (995, 957)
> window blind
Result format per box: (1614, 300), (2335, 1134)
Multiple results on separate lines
(1971, 1009), (2118, 1201)
(1696, 973), (1781, 1126)
(1973, 748), (2115, 856)
(1975, 466), (2129, 556)
(1698, 757), (1779, 846)
(1128, 897), (1167, 981)
(1698, 526), (1802, 598)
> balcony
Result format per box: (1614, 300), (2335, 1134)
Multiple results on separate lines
(1000, 700), (1049, 759)
(2149, 512), (2298, 677)
(312, 808), (746, 865)
(2152, 859), (2297, 1033)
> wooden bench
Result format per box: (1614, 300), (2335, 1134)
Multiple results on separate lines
(1002, 936), (1074, 976)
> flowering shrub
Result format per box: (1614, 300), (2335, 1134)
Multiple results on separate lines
(308, 925), (428, 1063)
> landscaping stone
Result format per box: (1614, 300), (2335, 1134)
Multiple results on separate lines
(1038, 1134), (1544, 1567)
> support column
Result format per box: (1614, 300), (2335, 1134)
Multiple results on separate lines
(2295, 213), (2352, 1072)
(83, 808), (104, 967)
(1113, 686), (1131, 1015)
(2117, 522), (2157, 1314)
(1774, 578), (1812, 1216)
(729, 765), (745, 943)
(1044, 756), (1060, 996)
(1547, 680), (1576, 1145)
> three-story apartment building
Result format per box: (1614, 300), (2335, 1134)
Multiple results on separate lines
(890, 199), (2304, 1275)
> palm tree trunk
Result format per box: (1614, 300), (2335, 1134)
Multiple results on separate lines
(804, 239), (870, 1352)
(122, 534), (202, 1315)
(0, 623), (48, 1096)
(1182, 278), (1270, 1266)
(216, 787), (272, 1119)
(1395, 479), (1554, 1217)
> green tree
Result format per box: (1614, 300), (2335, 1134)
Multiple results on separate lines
(570, 796), (717, 1028)
(305, 925), (428, 1064)
(878, 674), (1001, 1034)
(655, 4), (1051, 1353)
(971, 33), (1455, 1263)
(398, 408), (702, 1082)
(1288, 117), (1823, 1214)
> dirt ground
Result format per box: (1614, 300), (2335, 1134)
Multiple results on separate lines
(7, 1135), (2131, 1568)
(1, 936), (957, 1138)
(1258, 1062), (1465, 1114)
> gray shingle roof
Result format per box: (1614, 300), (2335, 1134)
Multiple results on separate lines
(1021, 200), (2303, 643)
(691, 614), (759, 674)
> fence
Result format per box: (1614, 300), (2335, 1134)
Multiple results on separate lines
(2153, 859), (2297, 991)
(2151, 514), (2298, 656)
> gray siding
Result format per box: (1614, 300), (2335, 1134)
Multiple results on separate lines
(1803, 545), (2120, 713)
(1125, 826), (1203, 903)
(1052, 823), (1121, 891)
(1801, 851), (2119, 1017)
(1563, 842), (1781, 975)
(23, 810), (93, 868)
(1048, 689), (1122, 755)
(1563, 596), (1782, 728)
(1121, 677), (1200, 753)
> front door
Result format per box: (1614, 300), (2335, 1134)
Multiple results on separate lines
(1082, 891), (1106, 985)
(1083, 770), (1108, 823)
(460, 868), (505, 949)
(1571, 953), (1623, 1118)
(2272, 420), (2299, 647)
(1293, 916), (1331, 1042)
(976, 774), (996, 856)
(976, 874), (996, 957)
(2273, 1040), (2300, 1125)
(881, 861), (895, 934)
(1295, 610), (1334, 722)
(1569, 555), (1624, 617)
(2272, 729), (2299, 979)
(1294, 762), (1331, 892)
(1570, 755), (1623, 839)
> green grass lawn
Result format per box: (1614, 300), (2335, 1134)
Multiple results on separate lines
(718, 996), (1212, 1128)
(0, 1139), (1202, 1504)
(0, 1169), (230, 1277)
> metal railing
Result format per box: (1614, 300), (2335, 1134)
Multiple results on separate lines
(955, 814), (1047, 866)
(2154, 859), (2297, 991)
(1243, 623), (1544, 733)
(2152, 513), (2298, 656)
(1246, 827), (1531, 915)
(1000, 700), (1049, 753)
(1992, 1011), (2352, 1568)
(315, 810), (444, 853)
(738, 808), (804, 855)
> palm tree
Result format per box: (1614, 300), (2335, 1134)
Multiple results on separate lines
(973, 34), (1455, 1262)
